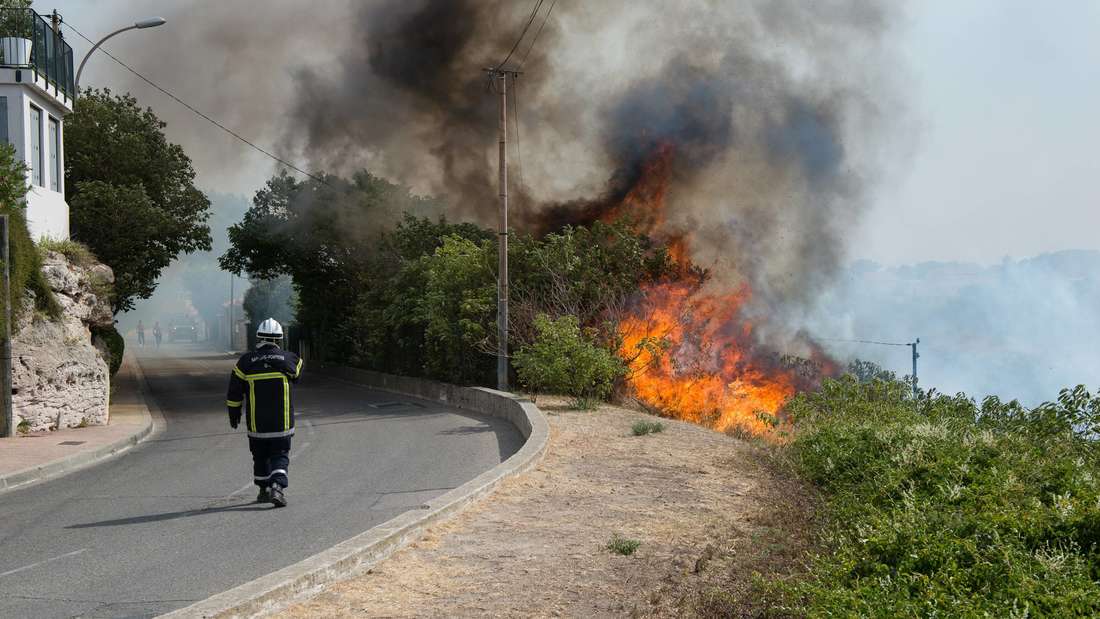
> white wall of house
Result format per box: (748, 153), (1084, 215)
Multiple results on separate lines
(0, 69), (71, 241)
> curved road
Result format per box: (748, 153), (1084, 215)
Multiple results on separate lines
(0, 345), (522, 618)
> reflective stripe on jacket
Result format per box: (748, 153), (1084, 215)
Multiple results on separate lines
(226, 343), (303, 438)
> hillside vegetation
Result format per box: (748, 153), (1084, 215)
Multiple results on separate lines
(756, 371), (1100, 617)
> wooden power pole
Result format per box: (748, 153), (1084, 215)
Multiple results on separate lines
(486, 68), (519, 392)
(909, 338), (920, 398)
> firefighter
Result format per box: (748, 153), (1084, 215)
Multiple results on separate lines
(226, 318), (303, 508)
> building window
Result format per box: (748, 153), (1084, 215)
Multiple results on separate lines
(0, 97), (7, 145)
(48, 116), (59, 192)
(29, 105), (42, 187)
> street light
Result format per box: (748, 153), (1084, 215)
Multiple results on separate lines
(74, 16), (166, 94)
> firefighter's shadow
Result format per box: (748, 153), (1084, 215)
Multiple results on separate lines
(66, 502), (270, 529)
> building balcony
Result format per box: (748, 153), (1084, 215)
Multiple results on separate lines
(0, 8), (74, 104)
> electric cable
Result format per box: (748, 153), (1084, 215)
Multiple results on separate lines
(498, 0), (543, 70)
(64, 21), (327, 185)
(518, 0), (556, 69)
(818, 337), (912, 347)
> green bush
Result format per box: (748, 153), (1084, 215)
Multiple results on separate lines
(37, 237), (97, 267)
(92, 324), (124, 377)
(607, 534), (641, 556)
(631, 419), (665, 436)
(768, 375), (1100, 616)
(513, 314), (626, 409)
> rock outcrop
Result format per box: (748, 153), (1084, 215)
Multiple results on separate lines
(13, 250), (115, 432)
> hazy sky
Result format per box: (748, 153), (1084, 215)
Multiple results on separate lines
(52, 0), (1100, 266)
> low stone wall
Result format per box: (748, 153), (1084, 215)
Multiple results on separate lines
(323, 366), (538, 439)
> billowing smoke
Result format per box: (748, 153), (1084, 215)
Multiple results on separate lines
(278, 0), (899, 318)
(102, 0), (902, 351)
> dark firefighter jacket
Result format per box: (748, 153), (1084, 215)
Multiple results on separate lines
(226, 343), (303, 438)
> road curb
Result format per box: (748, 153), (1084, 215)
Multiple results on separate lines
(160, 368), (550, 619)
(0, 352), (158, 495)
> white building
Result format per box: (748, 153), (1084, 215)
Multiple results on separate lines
(0, 8), (74, 240)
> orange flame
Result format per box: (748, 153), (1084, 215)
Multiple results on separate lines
(619, 282), (797, 436)
(613, 146), (802, 437)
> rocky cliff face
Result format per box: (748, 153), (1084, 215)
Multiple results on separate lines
(13, 251), (115, 432)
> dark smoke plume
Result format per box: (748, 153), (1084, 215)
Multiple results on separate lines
(103, 0), (901, 351)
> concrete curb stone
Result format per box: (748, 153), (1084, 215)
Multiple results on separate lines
(159, 367), (550, 619)
(0, 352), (158, 495)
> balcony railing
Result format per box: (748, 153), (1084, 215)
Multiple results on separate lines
(0, 8), (75, 102)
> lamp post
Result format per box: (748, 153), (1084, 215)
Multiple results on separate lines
(74, 16), (166, 94)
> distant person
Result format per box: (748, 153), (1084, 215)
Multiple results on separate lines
(153, 322), (163, 349)
(226, 318), (303, 508)
(137, 320), (145, 348)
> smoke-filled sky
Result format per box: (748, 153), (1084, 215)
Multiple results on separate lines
(53, 0), (1100, 267)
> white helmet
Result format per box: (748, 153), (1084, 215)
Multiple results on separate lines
(256, 318), (284, 345)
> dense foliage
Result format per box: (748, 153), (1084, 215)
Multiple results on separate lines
(0, 143), (58, 331)
(66, 89), (211, 312)
(223, 171), (670, 389)
(514, 314), (626, 408)
(772, 370), (1100, 616)
(243, 275), (296, 327)
(91, 324), (124, 376)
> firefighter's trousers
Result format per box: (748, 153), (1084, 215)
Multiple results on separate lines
(249, 436), (291, 488)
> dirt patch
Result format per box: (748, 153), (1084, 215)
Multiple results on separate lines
(280, 398), (815, 618)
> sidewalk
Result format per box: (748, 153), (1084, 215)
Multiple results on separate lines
(0, 354), (155, 493)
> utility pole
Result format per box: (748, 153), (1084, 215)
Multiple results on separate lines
(909, 338), (920, 398)
(228, 273), (234, 352)
(485, 67), (519, 392)
(0, 216), (10, 437)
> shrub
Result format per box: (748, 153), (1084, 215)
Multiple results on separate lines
(770, 375), (1100, 616)
(631, 419), (665, 436)
(513, 313), (626, 409)
(92, 324), (124, 377)
(607, 534), (641, 556)
(0, 143), (60, 333)
(37, 237), (97, 267)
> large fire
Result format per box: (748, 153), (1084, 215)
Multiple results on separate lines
(609, 147), (813, 436)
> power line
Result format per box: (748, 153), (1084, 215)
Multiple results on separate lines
(519, 0), (556, 69)
(819, 337), (911, 347)
(498, 0), (543, 69)
(64, 21), (327, 185)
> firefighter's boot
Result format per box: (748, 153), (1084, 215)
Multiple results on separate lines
(270, 483), (287, 508)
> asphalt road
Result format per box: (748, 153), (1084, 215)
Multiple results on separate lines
(0, 344), (522, 618)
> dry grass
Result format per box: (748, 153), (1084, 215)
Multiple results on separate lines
(279, 398), (815, 618)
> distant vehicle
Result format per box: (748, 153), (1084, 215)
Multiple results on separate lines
(170, 323), (198, 343)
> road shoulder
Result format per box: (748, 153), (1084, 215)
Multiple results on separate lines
(281, 397), (815, 618)
(0, 353), (157, 494)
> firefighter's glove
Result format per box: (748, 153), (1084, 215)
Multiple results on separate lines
(229, 409), (241, 429)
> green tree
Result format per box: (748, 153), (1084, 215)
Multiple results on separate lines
(344, 214), (493, 376)
(513, 314), (626, 408)
(243, 275), (297, 327)
(414, 235), (496, 383)
(221, 171), (445, 361)
(65, 89), (211, 312)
